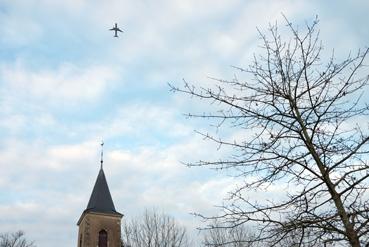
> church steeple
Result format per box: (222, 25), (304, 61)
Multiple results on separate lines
(85, 168), (121, 215)
(77, 145), (123, 247)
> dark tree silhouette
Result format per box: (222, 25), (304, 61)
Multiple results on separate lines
(170, 16), (369, 246)
(0, 231), (35, 247)
(122, 209), (189, 247)
(203, 221), (254, 247)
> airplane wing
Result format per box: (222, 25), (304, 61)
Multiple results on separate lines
(116, 28), (123, 32)
(109, 28), (115, 31)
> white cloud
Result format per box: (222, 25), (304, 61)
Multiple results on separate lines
(0, 8), (43, 47)
(0, 63), (119, 104)
(0, 114), (27, 133)
(1, 1), (368, 247)
(0, 134), (232, 247)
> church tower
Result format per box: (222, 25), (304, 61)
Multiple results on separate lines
(77, 148), (123, 247)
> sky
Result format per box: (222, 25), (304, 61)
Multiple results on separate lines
(0, 0), (368, 246)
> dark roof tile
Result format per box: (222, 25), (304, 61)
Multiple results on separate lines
(84, 168), (122, 216)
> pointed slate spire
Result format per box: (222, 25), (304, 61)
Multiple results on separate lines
(77, 169), (123, 226)
(82, 142), (121, 216)
(84, 167), (121, 215)
(77, 144), (122, 225)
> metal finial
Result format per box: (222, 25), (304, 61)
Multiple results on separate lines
(100, 141), (104, 169)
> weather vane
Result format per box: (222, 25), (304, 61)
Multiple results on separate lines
(100, 140), (104, 169)
(109, 23), (123, 37)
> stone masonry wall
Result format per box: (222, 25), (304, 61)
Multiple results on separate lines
(78, 212), (122, 247)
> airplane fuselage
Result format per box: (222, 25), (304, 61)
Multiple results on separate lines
(110, 23), (123, 37)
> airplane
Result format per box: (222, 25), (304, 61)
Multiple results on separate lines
(110, 23), (123, 37)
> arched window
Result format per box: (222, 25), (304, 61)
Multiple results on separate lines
(98, 230), (108, 247)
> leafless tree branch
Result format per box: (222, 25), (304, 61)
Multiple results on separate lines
(170, 16), (369, 246)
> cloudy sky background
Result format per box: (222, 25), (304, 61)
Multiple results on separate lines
(0, 0), (368, 246)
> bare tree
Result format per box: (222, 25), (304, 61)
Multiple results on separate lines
(170, 16), (369, 246)
(122, 209), (189, 247)
(0, 231), (35, 247)
(203, 221), (254, 247)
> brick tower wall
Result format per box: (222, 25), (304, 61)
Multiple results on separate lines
(78, 212), (122, 247)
